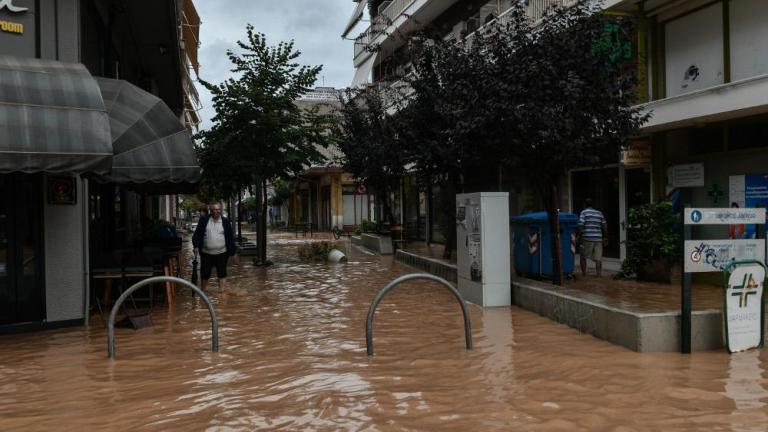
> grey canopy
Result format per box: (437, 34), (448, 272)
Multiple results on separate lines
(0, 56), (112, 174)
(96, 77), (200, 187)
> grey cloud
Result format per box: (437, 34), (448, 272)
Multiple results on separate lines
(194, 0), (355, 130)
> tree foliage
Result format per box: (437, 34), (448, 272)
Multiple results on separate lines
(338, 2), (648, 274)
(196, 26), (335, 262)
(335, 88), (407, 224)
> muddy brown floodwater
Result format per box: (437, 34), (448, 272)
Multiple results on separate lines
(1, 233), (767, 431)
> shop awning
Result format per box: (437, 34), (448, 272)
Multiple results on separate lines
(342, 0), (368, 39)
(351, 54), (376, 87)
(96, 77), (200, 189)
(0, 56), (112, 174)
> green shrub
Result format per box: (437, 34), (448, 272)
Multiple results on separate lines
(616, 200), (681, 280)
(354, 219), (378, 235)
(298, 242), (341, 262)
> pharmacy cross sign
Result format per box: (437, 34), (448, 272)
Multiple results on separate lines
(707, 183), (724, 204)
(723, 261), (765, 353)
(731, 271), (759, 308)
(0, 0), (28, 13)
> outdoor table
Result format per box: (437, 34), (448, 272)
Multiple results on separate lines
(90, 251), (158, 322)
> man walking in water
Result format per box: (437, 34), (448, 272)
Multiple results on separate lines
(193, 202), (236, 290)
(578, 198), (608, 277)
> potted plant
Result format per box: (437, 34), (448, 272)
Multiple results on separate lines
(617, 200), (681, 283)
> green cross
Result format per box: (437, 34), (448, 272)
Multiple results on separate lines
(708, 184), (724, 204)
(732, 273), (759, 307)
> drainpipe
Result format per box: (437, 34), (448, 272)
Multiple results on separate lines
(82, 178), (91, 326)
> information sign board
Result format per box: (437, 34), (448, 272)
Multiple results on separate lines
(684, 240), (765, 273)
(684, 208), (765, 225)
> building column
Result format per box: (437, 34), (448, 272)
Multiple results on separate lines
(331, 173), (343, 229)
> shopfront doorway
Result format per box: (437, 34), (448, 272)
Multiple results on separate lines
(0, 174), (45, 325)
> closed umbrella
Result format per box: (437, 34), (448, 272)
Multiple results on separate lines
(191, 258), (199, 286)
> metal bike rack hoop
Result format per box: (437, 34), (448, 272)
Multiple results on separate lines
(365, 273), (473, 356)
(107, 276), (219, 359)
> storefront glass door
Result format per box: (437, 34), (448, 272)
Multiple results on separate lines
(571, 168), (620, 259)
(0, 174), (45, 325)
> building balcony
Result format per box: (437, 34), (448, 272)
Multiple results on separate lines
(353, 0), (579, 67)
(639, 73), (768, 133)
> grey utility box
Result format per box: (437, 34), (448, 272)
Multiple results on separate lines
(455, 192), (511, 307)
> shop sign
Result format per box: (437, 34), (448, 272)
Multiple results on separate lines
(684, 208), (765, 225)
(724, 263), (764, 352)
(684, 239), (765, 273)
(0, 0), (28, 13)
(670, 163), (704, 188)
(621, 142), (651, 166)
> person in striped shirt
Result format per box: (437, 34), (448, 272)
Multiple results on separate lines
(578, 198), (608, 277)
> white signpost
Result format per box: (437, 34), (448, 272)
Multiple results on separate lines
(682, 207), (766, 354)
(724, 263), (765, 353)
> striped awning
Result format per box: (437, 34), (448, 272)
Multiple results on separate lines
(0, 56), (112, 174)
(342, 0), (368, 39)
(96, 77), (200, 187)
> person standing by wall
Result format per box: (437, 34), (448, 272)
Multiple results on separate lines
(192, 202), (236, 290)
(578, 198), (608, 277)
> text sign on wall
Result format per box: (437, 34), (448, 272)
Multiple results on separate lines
(684, 240), (766, 273)
(670, 163), (705, 188)
(0, 0), (33, 56)
(684, 208), (765, 225)
(621, 142), (651, 166)
(725, 263), (764, 352)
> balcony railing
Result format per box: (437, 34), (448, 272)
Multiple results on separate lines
(353, 0), (582, 61)
(353, 0), (417, 60)
(526, 0), (578, 23)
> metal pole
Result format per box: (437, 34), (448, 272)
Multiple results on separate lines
(107, 276), (219, 359)
(365, 273), (472, 356)
(682, 203), (692, 354)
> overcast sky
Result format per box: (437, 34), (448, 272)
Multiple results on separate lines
(194, 0), (357, 130)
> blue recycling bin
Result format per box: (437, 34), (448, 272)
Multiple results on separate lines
(510, 211), (579, 278)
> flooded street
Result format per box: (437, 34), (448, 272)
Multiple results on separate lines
(1, 233), (767, 431)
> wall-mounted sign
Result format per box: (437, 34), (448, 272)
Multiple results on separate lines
(47, 176), (77, 205)
(0, 0), (28, 13)
(669, 163), (704, 188)
(684, 239), (765, 273)
(0, 0), (32, 54)
(684, 208), (765, 225)
(724, 262), (765, 353)
(621, 142), (651, 166)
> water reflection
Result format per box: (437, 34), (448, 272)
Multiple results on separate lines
(0, 233), (766, 430)
(723, 350), (768, 432)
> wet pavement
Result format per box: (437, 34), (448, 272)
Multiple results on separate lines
(1, 232), (767, 431)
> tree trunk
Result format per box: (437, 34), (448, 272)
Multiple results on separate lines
(544, 181), (564, 286)
(260, 180), (268, 264)
(253, 180), (263, 261)
(442, 175), (458, 260)
(237, 190), (243, 243)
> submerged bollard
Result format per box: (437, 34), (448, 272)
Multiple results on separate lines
(365, 273), (472, 356)
(107, 276), (219, 359)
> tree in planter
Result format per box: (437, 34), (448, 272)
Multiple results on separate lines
(197, 26), (335, 263)
(489, 3), (649, 285)
(335, 88), (408, 227)
(395, 30), (504, 259)
(616, 201), (681, 282)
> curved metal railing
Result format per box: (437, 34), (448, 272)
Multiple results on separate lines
(365, 273), (472, 356)
(107, 276), (219, 359)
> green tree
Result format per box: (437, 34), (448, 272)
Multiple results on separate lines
(335, 88), (408, 226)
(490, 3), (649, 284)
(197, 25), (335, 263)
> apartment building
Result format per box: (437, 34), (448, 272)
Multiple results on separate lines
(344, 0), (768, 268)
